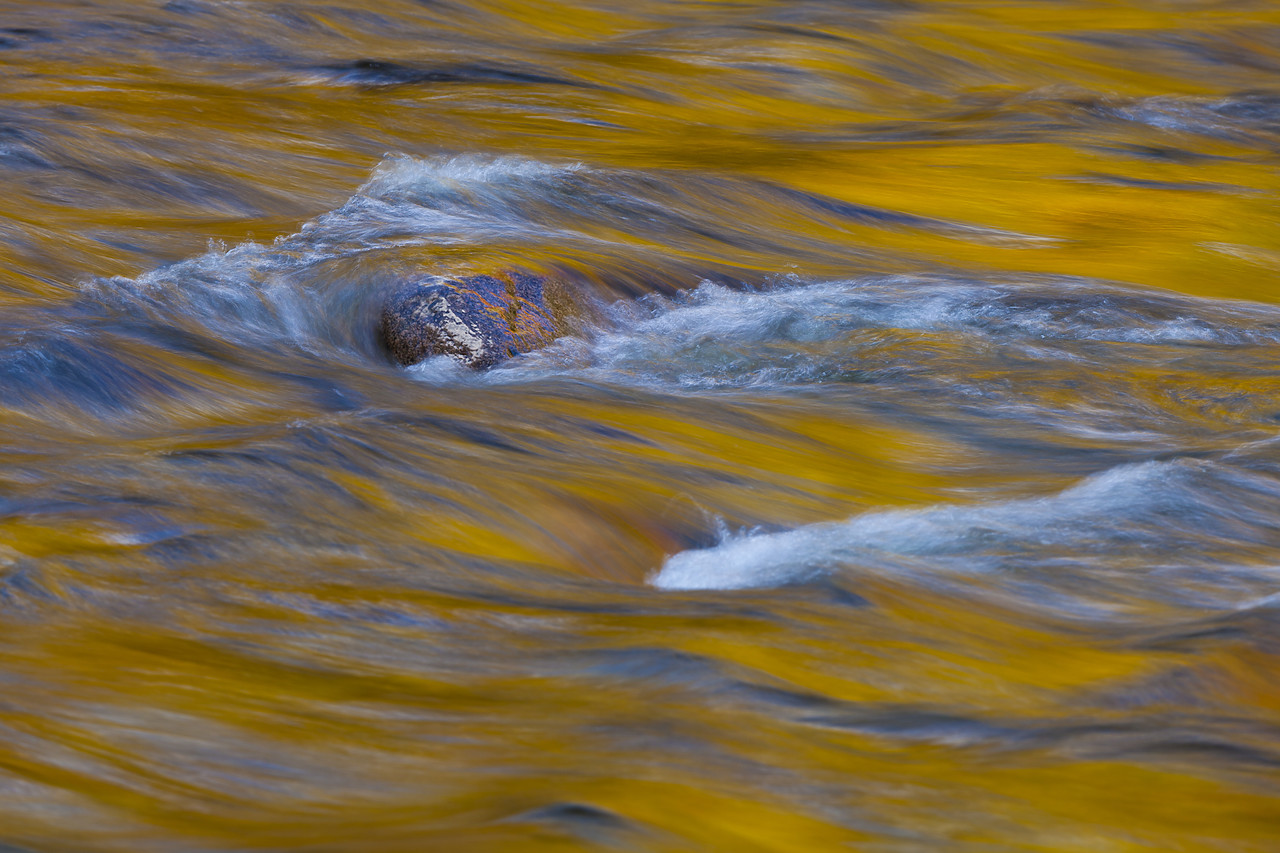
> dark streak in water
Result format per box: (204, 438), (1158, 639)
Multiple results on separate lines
(310, 59), (599, 90)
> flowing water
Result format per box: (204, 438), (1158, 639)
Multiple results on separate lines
(3, 1), (1280, 850)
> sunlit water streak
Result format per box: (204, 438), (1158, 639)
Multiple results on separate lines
(2, 1), (1280, 850)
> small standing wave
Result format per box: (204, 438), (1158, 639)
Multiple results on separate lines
(493, 274), (1280, 397)
(13, 153), (1280, 432)
(653, 458), (1280, 613)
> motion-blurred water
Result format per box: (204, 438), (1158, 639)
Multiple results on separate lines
(2, 1), (1280, 850)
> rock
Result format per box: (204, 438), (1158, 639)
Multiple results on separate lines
(379, 271), (560, 368)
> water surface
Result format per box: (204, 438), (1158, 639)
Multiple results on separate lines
(2, 1), (1280, 850)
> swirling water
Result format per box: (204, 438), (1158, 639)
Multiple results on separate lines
(2, 1), (1280, 850)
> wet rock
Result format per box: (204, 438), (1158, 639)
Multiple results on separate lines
(379, 271), (560, 369)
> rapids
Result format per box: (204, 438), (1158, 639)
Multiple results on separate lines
(1, 1), (1280, 850)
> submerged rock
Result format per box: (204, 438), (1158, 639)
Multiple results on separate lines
(379, 271), (560, 368)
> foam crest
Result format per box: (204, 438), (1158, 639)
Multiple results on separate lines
(653, 459), (1280, 593)
(358, 153), (585, 197)
(501, 275), (1280, 392)
(1112, 94), (1280, 145)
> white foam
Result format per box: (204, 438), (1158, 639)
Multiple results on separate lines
(357, 153), (584, 198)
(652, 459), (1279, 591)
(493, 275), (1280, 394)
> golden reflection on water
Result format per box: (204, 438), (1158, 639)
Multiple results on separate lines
(1, 0), (1280, 850)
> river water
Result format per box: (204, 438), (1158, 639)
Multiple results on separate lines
(2, 1), (1280, 850)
